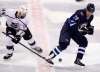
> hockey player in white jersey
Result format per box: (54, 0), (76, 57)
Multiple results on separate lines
(1, 7), (43, 59)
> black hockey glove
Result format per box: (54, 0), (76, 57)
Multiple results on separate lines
(12, 30), (25, 44)
(79, 24), (94, 35)
(12, 35), (21, 44)
(87, 26), (94, 35)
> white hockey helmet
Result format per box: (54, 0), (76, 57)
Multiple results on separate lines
(16, 6), (27, 19)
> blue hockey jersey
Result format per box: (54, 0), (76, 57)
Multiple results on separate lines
(66, 9), (94, 29)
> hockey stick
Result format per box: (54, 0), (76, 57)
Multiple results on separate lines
(2, 32), (54, 65)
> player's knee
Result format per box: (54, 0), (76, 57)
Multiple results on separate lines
(79, 39), (88, 47)
(23, 28), (32, 40)
(6, 37), (14, 46)
(58, 42), (69, 51)
(23, 34), (32, 40)
(27, 34), (32, 40)
(29, 40), (36, 46)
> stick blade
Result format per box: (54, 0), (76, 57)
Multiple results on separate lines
(46, 59), (54, 65)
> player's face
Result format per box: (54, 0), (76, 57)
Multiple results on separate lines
(17, 11), (26, 19)
(86, 10), (93, 17)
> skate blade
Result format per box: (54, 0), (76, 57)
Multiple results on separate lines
(74, 64), (85, 69)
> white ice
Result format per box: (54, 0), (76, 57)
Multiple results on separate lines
(0, 0), (100, 72)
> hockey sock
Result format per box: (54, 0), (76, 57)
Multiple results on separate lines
(6, 46), (14, 54)
(76, 47), (85, 59)
(27, 38), (36, 48)
(49, 47), (61, 59)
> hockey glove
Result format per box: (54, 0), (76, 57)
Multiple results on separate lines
(12, 35), (21, 44)
(12, 30), (25, 44)
(87, 26), (94, 35)
(79, 25), (94, 35)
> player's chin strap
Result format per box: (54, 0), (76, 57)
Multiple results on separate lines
(2, 32), (54, 65)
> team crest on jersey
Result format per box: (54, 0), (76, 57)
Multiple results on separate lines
(79, 23), (87, 29)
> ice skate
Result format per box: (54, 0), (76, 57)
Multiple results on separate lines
(74, 58), (85, 66)
(3, 53), (13, 60)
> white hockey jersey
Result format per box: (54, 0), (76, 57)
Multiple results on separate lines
(5, 9), (28, 31)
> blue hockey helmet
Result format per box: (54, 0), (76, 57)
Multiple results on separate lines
(86, 3), (95, 13)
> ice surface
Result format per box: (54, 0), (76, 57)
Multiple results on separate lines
(0, 0), (99, 72)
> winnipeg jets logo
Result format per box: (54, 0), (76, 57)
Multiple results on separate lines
(79, 23), (87, 30)
(80, 23), (87, 28)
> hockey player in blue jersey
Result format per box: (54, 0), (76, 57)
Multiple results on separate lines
(49, 3), (95, 66)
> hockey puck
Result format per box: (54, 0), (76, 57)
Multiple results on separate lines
(58, 58), (62, 62)
(76, 0), (83, 2)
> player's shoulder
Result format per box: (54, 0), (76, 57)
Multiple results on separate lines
(76, 9), (85, 12)
(6, 9), (17, 19)
(76, 9), (85, 16)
